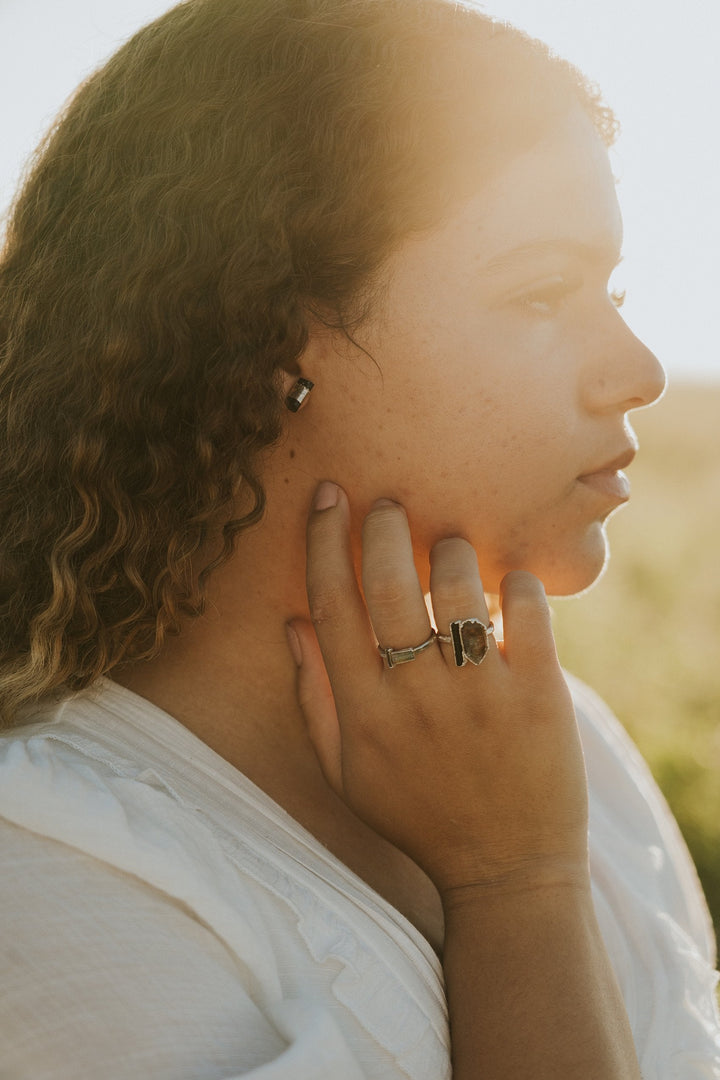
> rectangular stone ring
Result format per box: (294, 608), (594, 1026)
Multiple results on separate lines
(437, 618), (495, 667)
(377, 630), (438, 669)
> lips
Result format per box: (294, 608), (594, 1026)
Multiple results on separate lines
(577, 446), (637, 502)
(579, 444), (637, 478)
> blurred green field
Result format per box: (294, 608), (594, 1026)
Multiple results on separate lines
(551, 382), (720, 942)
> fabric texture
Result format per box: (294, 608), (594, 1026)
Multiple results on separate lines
(0, 675), (718, 1079)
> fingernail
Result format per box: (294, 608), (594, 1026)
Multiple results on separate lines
(285, 623), (303, 667)
(313, 481), (339, 511)
(371, 497), (401, 510)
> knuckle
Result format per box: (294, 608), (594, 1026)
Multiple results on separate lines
(306, 507), (336, 549)
(431, 567), (476, 608)
(430, 538), (482, 608)
(364, 568), (415, 611)
(308, 583), (347, 627)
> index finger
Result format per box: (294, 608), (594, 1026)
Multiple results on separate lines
(305, 482), (379, 689)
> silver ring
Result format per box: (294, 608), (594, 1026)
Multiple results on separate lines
(437, 618), (495, 667)
(378, 630), (437, 669)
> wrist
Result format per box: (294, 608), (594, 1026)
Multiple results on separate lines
(438, 853), (592, 915)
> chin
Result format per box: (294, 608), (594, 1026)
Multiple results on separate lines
(541, 530), (611, 598)
(414, 522), (611, 599)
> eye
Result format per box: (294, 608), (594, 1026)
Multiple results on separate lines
(517, 275), (577, 316)
(610, 288), (626, 309)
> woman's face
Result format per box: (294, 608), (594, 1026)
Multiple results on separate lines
(296, 107), (665, 596)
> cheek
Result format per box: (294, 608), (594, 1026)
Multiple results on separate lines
(401, 315), (566, 439)
(407, 375), (569, 491)
(315, 312), (576, 508)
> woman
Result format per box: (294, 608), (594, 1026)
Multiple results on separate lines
(0, 0), (718, 1076)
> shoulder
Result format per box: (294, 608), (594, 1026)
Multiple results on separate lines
(0, 690), (374, 1079)
(0, 815), (373, 1079)
(0, 684), (448, 1079)
(0, 689), (286, 998)
(0, 688), (348, 971)
(0, 815), (287, 1077)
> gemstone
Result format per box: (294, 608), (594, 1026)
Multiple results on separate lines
(452, 619), (490, 666)
(389, 648), (416, 667)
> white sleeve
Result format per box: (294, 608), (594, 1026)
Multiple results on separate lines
(568, 675), (720, 1078)
(0, 819), (365, 1080)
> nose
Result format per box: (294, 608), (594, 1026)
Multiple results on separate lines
(582, 318), (666, 414)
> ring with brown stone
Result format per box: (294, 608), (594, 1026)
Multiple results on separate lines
(437, 618), (495, 667)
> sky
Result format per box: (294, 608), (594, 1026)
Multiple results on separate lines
(1, 0), (718, 383)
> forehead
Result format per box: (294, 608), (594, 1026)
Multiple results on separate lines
(406, 108), (622, 273)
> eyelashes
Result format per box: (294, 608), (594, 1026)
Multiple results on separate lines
(516, 279), (628, 317)
(519, 276), (579, 315)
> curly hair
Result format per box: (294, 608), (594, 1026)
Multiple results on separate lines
(0, 0), (617, 725)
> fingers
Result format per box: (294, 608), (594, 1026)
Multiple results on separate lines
(499, 571), (559, 671)
(306, 482), (555, 687)
(305, 482), (378, 688)
(361, 500), (434, 662)
(430, 537), (493, 666)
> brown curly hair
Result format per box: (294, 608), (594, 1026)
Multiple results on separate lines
(0, 0), (617, 725)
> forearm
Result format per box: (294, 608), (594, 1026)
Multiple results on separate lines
(442, 876), (642, 1080)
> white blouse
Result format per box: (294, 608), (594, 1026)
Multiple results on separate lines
(0, 675), (718, 1079)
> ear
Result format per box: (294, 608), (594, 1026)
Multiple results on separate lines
(279, 307), (338, 409)
(280, 367), (301, 397)
(279, 313), (329, 407)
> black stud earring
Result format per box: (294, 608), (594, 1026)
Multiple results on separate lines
(285, 377), (314, 413)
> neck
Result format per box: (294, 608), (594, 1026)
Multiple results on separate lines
(114, 453), (317, 802)
(112, 448), (445, 952)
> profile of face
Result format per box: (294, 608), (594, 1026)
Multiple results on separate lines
(292, 107), (666, 597)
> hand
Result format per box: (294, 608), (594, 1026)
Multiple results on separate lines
(287, 483), (590, 899)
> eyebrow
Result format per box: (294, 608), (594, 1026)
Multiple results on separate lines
(482, 239), (623, 276)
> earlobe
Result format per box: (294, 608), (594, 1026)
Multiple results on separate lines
(285, 376), (315, 413)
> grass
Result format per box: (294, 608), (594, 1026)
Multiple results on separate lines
(550, 383), (720, 944)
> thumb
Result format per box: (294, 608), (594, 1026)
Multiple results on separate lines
(286, 620), (343, 793)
